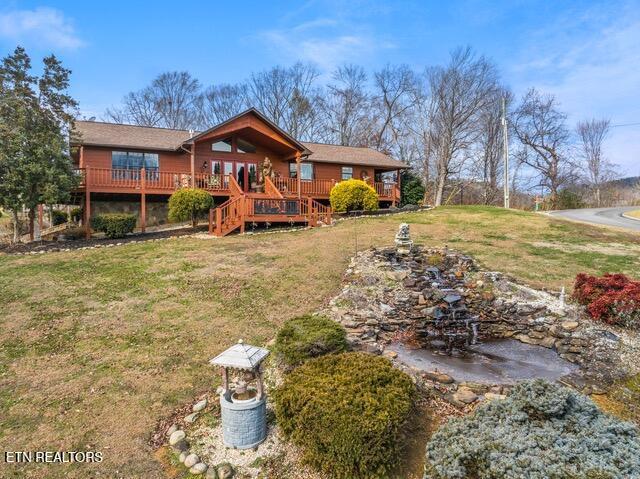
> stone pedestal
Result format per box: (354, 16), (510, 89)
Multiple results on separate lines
(395, 223), (413, 255)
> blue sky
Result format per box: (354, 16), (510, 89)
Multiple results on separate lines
(1, 0), (638, 175)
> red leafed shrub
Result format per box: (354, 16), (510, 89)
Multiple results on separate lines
(573, 273), (640, 327)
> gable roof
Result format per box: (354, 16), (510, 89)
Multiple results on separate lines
(302, 142), (406, 169)
(186, 108), (307, 152)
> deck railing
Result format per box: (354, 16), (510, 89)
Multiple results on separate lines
(74, 167), (399, 201)
(273, 177), (398, 199)
(74, 167), (231, 193)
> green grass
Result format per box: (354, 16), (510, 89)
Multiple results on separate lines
(0, 205), (638, 478)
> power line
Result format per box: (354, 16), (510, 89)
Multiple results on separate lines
(610, 122), (640, 128)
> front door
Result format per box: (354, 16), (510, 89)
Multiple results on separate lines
(215, 160), (259, 193)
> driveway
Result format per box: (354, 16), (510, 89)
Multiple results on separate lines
(549, 206), (640, 232)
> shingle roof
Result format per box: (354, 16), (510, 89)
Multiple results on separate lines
(73, 121), (194, 151)
(303, 142), (406, 169)
(209, 340), (270, 370)
(72, 120), (407, 169)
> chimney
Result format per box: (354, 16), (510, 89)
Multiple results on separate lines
(188, 129), (195, 138)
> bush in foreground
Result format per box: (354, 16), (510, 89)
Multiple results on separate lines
(274, 314), (347, 368)
(425, 379), (640, 479)
(573, 273), (640, 327)
(330, 179), (378, 213)
(275, 352), (415, 478)
(51, 209), (68, 226)
(90, 213), (137, 238)
(168, 188), (213, 227)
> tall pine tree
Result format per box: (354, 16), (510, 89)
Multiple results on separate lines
(0, 46), (78, 242)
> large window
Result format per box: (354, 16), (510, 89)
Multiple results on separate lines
(112, 151), (159, 179)
(211, 138), (232, 152)
(341, 166), (353, 180)
(289, 162), (313, 180)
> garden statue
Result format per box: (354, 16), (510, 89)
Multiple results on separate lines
(210, 340), (269, 449)
(261, 157), (274, 183)
(395, 223), (413, 254)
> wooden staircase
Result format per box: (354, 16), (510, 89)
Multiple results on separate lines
(208, 177), (332, 237)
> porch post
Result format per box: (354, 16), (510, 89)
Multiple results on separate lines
(394, 168), (401, 207)
(190, 145), (195, 187)
(84, 166), (91, 239)
(296, 152), (301, 199)
(140, 167), (146, 233)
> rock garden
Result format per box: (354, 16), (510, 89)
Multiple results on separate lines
(154, 224), (640, 478)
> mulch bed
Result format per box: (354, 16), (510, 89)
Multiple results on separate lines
(0, 225), (209, 254)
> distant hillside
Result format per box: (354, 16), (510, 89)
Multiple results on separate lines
(605, 176), (640, 188)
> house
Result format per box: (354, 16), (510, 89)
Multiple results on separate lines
(71, 108), (406, 236)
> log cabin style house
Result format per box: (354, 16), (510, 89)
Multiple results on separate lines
(71, 108), (406, 237)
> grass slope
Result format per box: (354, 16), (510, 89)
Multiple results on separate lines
(0, 206), (639, 478)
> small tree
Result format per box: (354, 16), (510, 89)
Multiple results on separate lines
(329, 179), (378, 212)
(0, 46), (79, 242)
(400, 170), (425, 206)
(168, 188), (213, 227)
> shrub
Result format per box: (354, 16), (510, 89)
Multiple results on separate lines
(70, 207), (82, 223)
(274, 314), (347, 368)
(330, 179), (378, 213)
(90, 213), (137, 238)
(425, 379), (640, 479)
(51, 209), (68, 226)
(168, 188), (213, 227)
(275, 352), (415, 478)
(573, 273), (640, 327)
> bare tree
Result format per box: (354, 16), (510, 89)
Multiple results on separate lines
(247, 62), (322, 140)
(473, 88), (512, 204)
(426, 47), (500, 206)
(319, 64), (373, 146)
(371, 64), (418, 153)
(576, 118), (616, 206)
(513, 88), (575, 208)
(105, 71), (201, 129)
(198, 83), (248, 127)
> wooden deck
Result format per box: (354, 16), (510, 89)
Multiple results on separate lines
(74, 168), (400, 202)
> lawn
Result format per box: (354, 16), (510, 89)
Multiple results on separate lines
(1, 206), (639, 478)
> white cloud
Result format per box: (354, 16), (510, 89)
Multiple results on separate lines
(256, 13), (394, 74)
(0, 7), (84, 50)
(507, 2), (640, 175)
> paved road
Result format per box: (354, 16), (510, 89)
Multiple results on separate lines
(549, 206), (640, 232)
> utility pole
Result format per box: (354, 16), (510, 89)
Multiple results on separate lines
(501, 96), (510, 209)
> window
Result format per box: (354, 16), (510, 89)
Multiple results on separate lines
(237, 138), (257, 154)
(211, 138), (232, 152)
(112, 151), (159, 179)
(341, 166), (353, 180)
(289, 162), (313, 180)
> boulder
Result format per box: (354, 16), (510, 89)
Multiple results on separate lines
(168, 430), (185, 446)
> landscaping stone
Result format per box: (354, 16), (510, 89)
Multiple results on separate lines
(166, 424), (178, 437)
(484, 392), (507, 401)
(383, 350), (398, 359)
(168, 430), (185, 446)
(193, 399), (207, 412)
(453, 388), (478, 404)
(189, 462), (208, 475)
(179, 452), (187, 463)
(561, 320), (579, 331)
(216, 463), (234, 479)
(184, 453), (200, 468)
(422, 371), (454, 384)
(184, 412), (199, 423)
